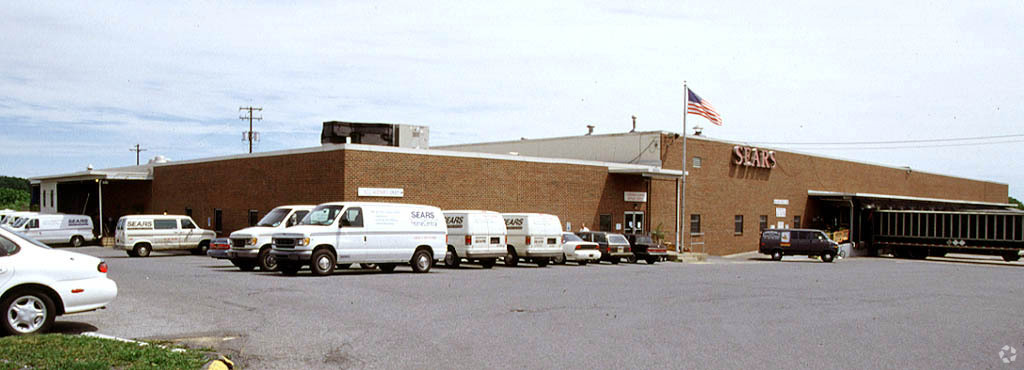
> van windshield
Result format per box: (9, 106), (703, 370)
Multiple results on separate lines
(300, 205), (344, 226)
(11, 218), (29, 228)
(257, 208), (291, 227)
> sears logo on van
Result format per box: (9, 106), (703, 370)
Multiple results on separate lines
(410, 211), (438, 227)
(127, 220), (153, 230)
(445, 216), (464, 229)
(68, 218), (90, 227)
(504, 217), (524, 230)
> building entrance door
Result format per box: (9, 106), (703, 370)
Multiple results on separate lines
(624, 211), (644, 234)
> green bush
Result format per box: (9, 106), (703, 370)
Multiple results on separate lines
(0, 188), (30, 211)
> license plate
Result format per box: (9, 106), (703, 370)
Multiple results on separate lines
(617, 247), (623, 253)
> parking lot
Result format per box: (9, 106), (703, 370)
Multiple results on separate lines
(53, 247), (1024, 369)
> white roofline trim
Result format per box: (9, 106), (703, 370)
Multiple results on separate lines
(433, 130), (672, 149)
(153, 143), (674, 173)
(807, 190), (1011, 207)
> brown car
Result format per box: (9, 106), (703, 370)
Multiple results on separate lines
(574, 231), (633, 264)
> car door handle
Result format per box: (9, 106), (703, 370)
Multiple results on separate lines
(363, 236), (367, 242)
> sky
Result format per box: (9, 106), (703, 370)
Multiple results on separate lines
(1, 1), (1022, 198)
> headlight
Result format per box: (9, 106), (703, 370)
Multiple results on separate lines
(248, 237), (258, 245)
(297, 237), (310, 246)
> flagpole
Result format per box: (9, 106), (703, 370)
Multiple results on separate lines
(679, 81), (688, 254)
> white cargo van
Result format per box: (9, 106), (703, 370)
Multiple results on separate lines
(271, 202), (446, 276)
(1, 211), (37, 228)
(226, 205), (314, 271)
(114, 215), (216, 257)
(501, 213), (563, 267)
(8, 214), (96, 247)
(442, 210), (507, 268)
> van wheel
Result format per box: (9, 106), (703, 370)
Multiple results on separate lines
(480, 258), (496, 269)
(822, 251), (835, 263)
(1, 288), (56, 335)
(310, 250), (336, 276)
(279, 261), (299, 276)
(578, 260), (588, 266)
(126, 250), (138, 257)
(191, 241), (209, 255)
(133, 244), (151, 257)
(646, 257), (657, 264)
(378, 263), (397, 272)
(536, 258), (549, 267)
(231, 259), (256, 271)
(444, 247), (461, 268)
(70, 236), (84, 248)
(610, 258), (619, 264)
(504, 248), (519, 267)
(771, 250), (783, 261)
(257, 247), (278, 271)
(411, 249), (433, 273)
(1004, 254), (1021, 262)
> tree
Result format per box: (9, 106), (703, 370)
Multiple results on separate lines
(1011, 196), (1024, 210)
(0, 176), (29, 192)
(0, 188), (30, 210)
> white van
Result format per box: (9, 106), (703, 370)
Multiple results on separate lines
(271, 202), (446, 276)
(1, 211), (38, 228)
(442, 210), (507, 268)
(8, 214), (96, 247)
(114, 215), (216, 257)
(225, 205), (314, 271)
(501, 213), (563, 267)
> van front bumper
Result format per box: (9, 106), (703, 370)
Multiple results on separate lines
(271, 249), (313, 262)
(226, 248), (260, 259)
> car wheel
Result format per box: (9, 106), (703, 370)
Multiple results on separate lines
(257, 247), (278, 271)
(279, 261), (300, 276)
(504, 248), (519, 267)
(480, 258), (496, 269)
(578, 260), (588, 266)
(230, 259), (256, 271)
(126, 250), (138, 257)
(310, 249), (336, 276)
(378, 263), (397, 272)
(553, 253), (565, 265)
(70, 235), (84, 248)
(771, 250), (783, 261)
(646, 257), (657, 264)
(627, 255), (637, 263)
(1003, 253), (1021, 262)
(2, 289), (56, 335)
(411, 249), (433, 273)
(822, 251), (835, 263)
(134, 243), (151, 257)
(444, 247), (461, 268)
(536, 258), (549, 267)
(610, 258), (619, 264)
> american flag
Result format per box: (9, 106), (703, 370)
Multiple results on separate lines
(686, 88), (722, 126)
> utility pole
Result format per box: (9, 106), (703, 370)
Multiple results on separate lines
(129, 144), (147, 166)
(239, 106), (263, 153)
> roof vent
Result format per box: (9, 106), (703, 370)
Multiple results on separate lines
(586, 125), (595, 135)
(630, 115), (637, 133)
(148, 155), (171, 164)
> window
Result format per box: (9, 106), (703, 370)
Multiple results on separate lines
(185, 208), (192, 217)
(289, 211), (309, 227)
(793, 215), (801, 228)
(249, 210), (259, 227)
(154, 219), (177, 230)
(214, 209), (223, 232)
(28, 219), (39, 229)
(341, 207), (363, 227)
(692, 156), (702, 168)
(734, 215), (743, 235)
(690, 214), (701, 234)
(759, 215), (768, 231)
(180, 218), (196, 229)
(49, 190), (54, 208)
(41, 192), (45, 207)
(599, 214), (612, 231)
(0, 235), (20, 257)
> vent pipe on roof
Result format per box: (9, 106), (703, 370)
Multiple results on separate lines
(631, 115), (637, 133)
(586, 125), (594, 135)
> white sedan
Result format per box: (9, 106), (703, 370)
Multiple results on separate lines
(0, 227), (117, 335)
(554, 232), (601, 265)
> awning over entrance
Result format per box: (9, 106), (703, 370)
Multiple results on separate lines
(29, 164), (153, 184)
(608, 166), (684, 179)
(808, 190), (1012, 211)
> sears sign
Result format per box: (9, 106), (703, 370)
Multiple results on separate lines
(732, 146), (777, 169)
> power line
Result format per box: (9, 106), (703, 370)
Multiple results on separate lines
(746, 133), (1024, 146)
(129, 144), (147, 166)
(239, 106), (262, 154)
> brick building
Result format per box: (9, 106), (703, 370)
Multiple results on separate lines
(31, 128), (1009, 256)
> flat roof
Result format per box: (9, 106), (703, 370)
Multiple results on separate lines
(30, 163), (154, 183)
(808, 190), (1012, 208)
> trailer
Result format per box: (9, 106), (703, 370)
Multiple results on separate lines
(871, 209), (1024, 261)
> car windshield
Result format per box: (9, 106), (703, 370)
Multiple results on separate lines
(257, 208), (291, 227)
(300, 205), (345, 226)
(563, 233), (583, 242)
(11, 218), (29, 228)
(609, 234), (629, 244)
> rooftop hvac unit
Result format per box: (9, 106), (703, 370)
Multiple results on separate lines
(321, 121), (429, 149)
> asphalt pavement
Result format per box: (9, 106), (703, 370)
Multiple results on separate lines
(53, 247), (1024, 369)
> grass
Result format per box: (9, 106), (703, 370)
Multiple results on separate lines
(0, 334), (214, 370)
